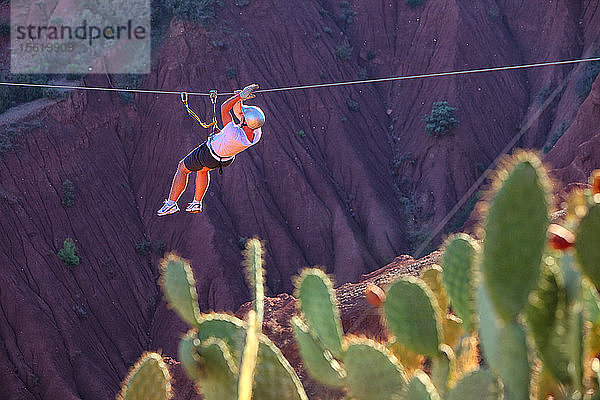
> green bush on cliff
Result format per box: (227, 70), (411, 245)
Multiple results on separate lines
(58, 238), (80, 266)
(61, 180), (75, 207)
(423, 101), (459, 137)
(163, 0), (223, 27)
(406, 0), (425, 8)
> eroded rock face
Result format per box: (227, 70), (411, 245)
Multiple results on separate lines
(1, 0), (599, 398)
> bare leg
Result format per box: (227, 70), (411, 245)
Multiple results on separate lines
(168, 161), (192, 201)
(194, 168), (210, 202)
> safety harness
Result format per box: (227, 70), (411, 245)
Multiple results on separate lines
(180, 90), (233, 175)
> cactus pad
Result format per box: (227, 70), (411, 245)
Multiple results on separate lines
(253, 333), (309, 400)
(343, 337), (407, 400)
(290, 316), (346, 388)
(195, 337), (238, 400)
(526, 263), (571, 383)
(446, 369), (501, 400)
(478, 285), (530, 400)
(575, 204), (600, 288)
(178, 330), (203, 382)
(117, 352), (172, 400)
(244, 238), (265, 328)
(421, 265), (449, 313)
(441, 233), (479, 332)
(384, 276), (442, 357)
(482, 154), (550, 321)
(295, 268), (344, 358)
(238, 311), (260, 400)
(159, 254), (201, 327)
(402, 370), (441, 400)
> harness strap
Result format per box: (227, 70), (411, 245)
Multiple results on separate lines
(180, 92), (217, 129)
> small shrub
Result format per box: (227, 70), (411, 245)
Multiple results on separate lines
(486, 5), (500, 19)
(58, 238), (80, 266)
(341, 116), (348, 123)
(335, 41), (353, 61)
(320, 72), (328, 80)
(346, 98), (359, 112)
(235, 0), (249, 6)
(366, 50), (376, 60)
(237, 235), (248, 250)
(154, 240), (167, 256)
(112, 74), (143, 104)
(324, 26), (332, 35)
(406, 0), (424, 8)
(0, 21), (10, 37)
(575, 59), (600, 101)
(338, 1), (356, 25)
(226, 66), (236, 79)
(318, 8), (329, 17)
(296, 129), (306, 138)
(422, 101), (460, 137)
(136, 239), (152, 257)
(61, 179), (75, 207)
(163, 0), (223, 28)
(0, 128), (19, 158)
(210, 39), (228, 50)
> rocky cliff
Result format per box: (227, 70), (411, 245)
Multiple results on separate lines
(1, 0), (599, 398)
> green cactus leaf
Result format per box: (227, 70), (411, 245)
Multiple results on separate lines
(402, 370), (441, 400)
(118, 352), (172, 400)
(560, 252), (582, 307)
(195, 337), (238, 400)
(343, 337), (407, 400)
(526, 263), (571, 384)
(194, 313), (247, 365)
(482, 155), (550, 321)
(446, 369), (501, 400)
(431, 344), (453, 396)
(421, 265), (449, 313)
(253, 333), (309, 400)
(575, 204), (600, 288)
(583, 279), (600, 324)
(478, 285), (530, 400)
(244, 238), (265, 328)
(384, 276), (442, 357)
(159, 254), (201, 327)
(239, 311), (260, 400)
(568, 306), (584, 390)
(178, 330), (203, 382)
(441, 233), (479, 332)
(296, 268), (344, 358)
(291, 316), (346, 388)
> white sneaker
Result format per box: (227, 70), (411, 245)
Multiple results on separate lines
(186, 201), (203, 214)
(157, 200), (179, 216)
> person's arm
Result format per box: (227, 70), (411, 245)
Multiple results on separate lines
(220, 94), (239, 126)
(221, 84), (259, 126)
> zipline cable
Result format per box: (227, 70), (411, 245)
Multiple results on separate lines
(0, 57), (598, 96)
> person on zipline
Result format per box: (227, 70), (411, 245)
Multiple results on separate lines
(157, 84), (265, 216)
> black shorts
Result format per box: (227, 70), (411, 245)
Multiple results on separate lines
(183, 142), (234, 171)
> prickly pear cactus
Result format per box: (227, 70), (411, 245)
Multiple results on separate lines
(402, 370), (440, 400)
(343, 337), (407, 400)
(481, 152), (550, 322)
(575, 204), (600, 288)
(295, 268), (345, 359)
(384, 276), (442, 357)
(117, 352), (172, 400)
(159, 254), (201, 327)
(441, 233), (479, 332)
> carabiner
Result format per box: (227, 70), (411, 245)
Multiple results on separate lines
(209, 90), (218, 104)
(180, 92), (188, 103)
